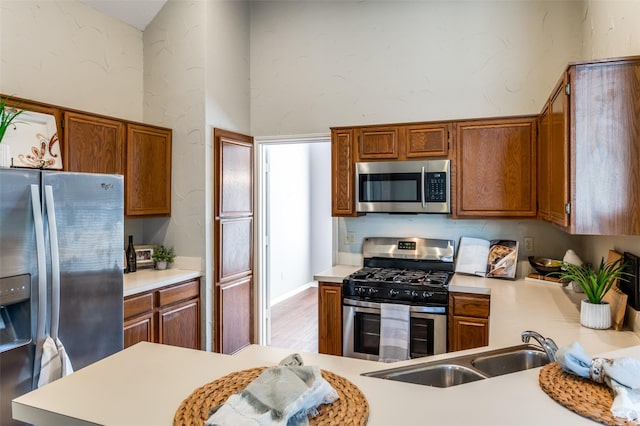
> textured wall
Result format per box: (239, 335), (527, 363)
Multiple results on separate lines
(0, 0), (143, 121)
(249, 1), (582, 136)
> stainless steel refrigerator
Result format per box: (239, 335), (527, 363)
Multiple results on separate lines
(0, 168), (124, 426)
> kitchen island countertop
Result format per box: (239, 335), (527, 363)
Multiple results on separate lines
(14, 272), (640, 425)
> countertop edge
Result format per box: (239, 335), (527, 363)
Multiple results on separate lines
(123, 269), (202, 297)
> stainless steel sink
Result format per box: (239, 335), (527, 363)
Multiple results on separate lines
(471, 347), (550, 377)
(371, 363), (488, 388)
(362, 344), (550, 388)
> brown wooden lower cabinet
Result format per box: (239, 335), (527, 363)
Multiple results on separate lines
(318, 281), (342, 356)
(124, 278), (201, 350)
(448, 291), (490, 352)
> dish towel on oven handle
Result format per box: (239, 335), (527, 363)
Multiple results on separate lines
(378, 303), (410, 362)
(556, 341), (640, 421)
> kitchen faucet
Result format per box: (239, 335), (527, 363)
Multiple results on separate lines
(521, 330), (558, 362)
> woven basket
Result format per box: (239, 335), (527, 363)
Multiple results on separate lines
(539, 362), (638, 426)
(174, 367), (368, 426)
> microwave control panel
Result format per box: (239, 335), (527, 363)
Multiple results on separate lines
(425, 172), (447, 202)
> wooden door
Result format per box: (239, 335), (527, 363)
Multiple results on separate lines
(64, 112), (125, 174)
(318, 282), (343, 356)
(548, 75), (570, 227)
(331, 129), (356, 216)
(455, 117), (537, 217)
(125, 123), (172, 216)
(537, 104), (551, 220)
(214, 128), (254, 354)
(357, 126), (399, 160)
(405, 122), (450, 158)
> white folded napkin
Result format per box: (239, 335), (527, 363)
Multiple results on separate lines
(205, 354), (338, 426)
(556, 342), (640, 421)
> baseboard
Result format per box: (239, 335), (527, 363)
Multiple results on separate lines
(270, 281), (317, 307)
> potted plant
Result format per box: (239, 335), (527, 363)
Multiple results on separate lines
(556, 257), (627, 329)
(0, 97), (26, 167)
(152, 245), (175, 270)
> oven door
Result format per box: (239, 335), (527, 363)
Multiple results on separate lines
(342, 298), (446, 361)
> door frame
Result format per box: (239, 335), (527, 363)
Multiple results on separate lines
(254, 133), (331, 346)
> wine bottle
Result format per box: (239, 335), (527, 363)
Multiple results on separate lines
(126, 235), (137, 273)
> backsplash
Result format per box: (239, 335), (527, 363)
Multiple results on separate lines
(336, 215), (581, 266)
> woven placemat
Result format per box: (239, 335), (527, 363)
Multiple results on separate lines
(539, 362), (637, 426)
(174, 367), (368, 426)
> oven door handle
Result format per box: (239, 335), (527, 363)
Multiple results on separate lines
(343, 299), (380, 310)
(344, 298), (446, 314)
(421, 166), (427, 208)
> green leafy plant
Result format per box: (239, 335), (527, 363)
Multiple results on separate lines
(152, 245), (175, 263)
(0, 97), (26, 143)
(556, 257), (627, 304)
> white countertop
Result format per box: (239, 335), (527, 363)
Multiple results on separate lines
(14, 273), (640, 425)
(123, 268), (201, 297)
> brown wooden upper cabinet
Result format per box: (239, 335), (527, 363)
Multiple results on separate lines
(454, 116), (537, 218)
(64, 111), (125, 175)
(125, 123), (172, 216)
(538, 56), (640, 235)
(331, 121), (450, 217)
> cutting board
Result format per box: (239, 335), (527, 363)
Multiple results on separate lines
(602, 250), (628, 331)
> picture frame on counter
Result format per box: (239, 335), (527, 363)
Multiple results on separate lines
(135, 245), (156, 269)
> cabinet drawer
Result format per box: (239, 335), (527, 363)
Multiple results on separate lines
(158, 279), (199, 307)
(450, 293), (490, 318)
(124, 292), (154, 319)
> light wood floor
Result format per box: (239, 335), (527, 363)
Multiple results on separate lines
(270, 286), (318, 353)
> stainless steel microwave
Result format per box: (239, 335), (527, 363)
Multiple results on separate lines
(355, 160), (451, 214)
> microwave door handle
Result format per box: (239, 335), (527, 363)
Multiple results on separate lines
(421, 166), (427, 208)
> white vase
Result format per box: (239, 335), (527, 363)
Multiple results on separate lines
(156, 261), (167, 270)
(0, 144), (11, 168)
(580, 300), (611, 329)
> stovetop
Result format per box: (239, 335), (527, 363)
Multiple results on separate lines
(342, 237), (456, 306)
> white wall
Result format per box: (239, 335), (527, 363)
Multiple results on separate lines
(142, 0), (250, 350)
(309, 142), (332, 275)
(249, 0), (582, 136)
(0, 0), (143, 121)
(267, 144), (312, 302)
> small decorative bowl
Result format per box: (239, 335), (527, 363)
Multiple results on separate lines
(528, 256), (563, 275)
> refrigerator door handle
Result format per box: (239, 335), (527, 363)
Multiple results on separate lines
(44, 185), (60, 340)
(30, 184), (47, 387)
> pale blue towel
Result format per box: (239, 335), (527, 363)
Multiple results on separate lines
(556, 342), (640, 421)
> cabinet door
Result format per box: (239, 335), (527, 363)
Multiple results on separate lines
(405, 123), (450, 158)
(455, 117), (537, 217)
(449, 316), (489, 352)
(158, 299), (200, 350)
(124, 313), (154, 348)
(318, 282), (342, 356)
(125, 124), (172, 216)
(537, 104), (551, 220)
(216, 276), (252, 354)
(331, 129), (356, 216)
(548, 76), (570, 227)
(357, 127), (399, 160)
(64, 112), (125, 174)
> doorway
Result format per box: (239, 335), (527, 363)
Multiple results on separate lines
(256, 136), (332, 351)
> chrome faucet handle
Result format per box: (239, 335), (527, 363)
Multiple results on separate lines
(521, 330), (558, 362)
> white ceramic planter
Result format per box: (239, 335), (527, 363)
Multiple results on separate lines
(580, 300), (611, 329)
(156, 261), (168, 270)
(0, 144), (11, 168)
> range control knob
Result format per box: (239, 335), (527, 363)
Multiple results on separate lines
(411, 290), (419, 299)
(356, 287), (366, 296)
(389, 289), (399, 297)
(367, 287), (378, 296)
(422, 291), (433, 300)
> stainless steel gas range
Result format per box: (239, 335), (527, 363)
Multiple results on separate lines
(342, 237), (455, 361)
